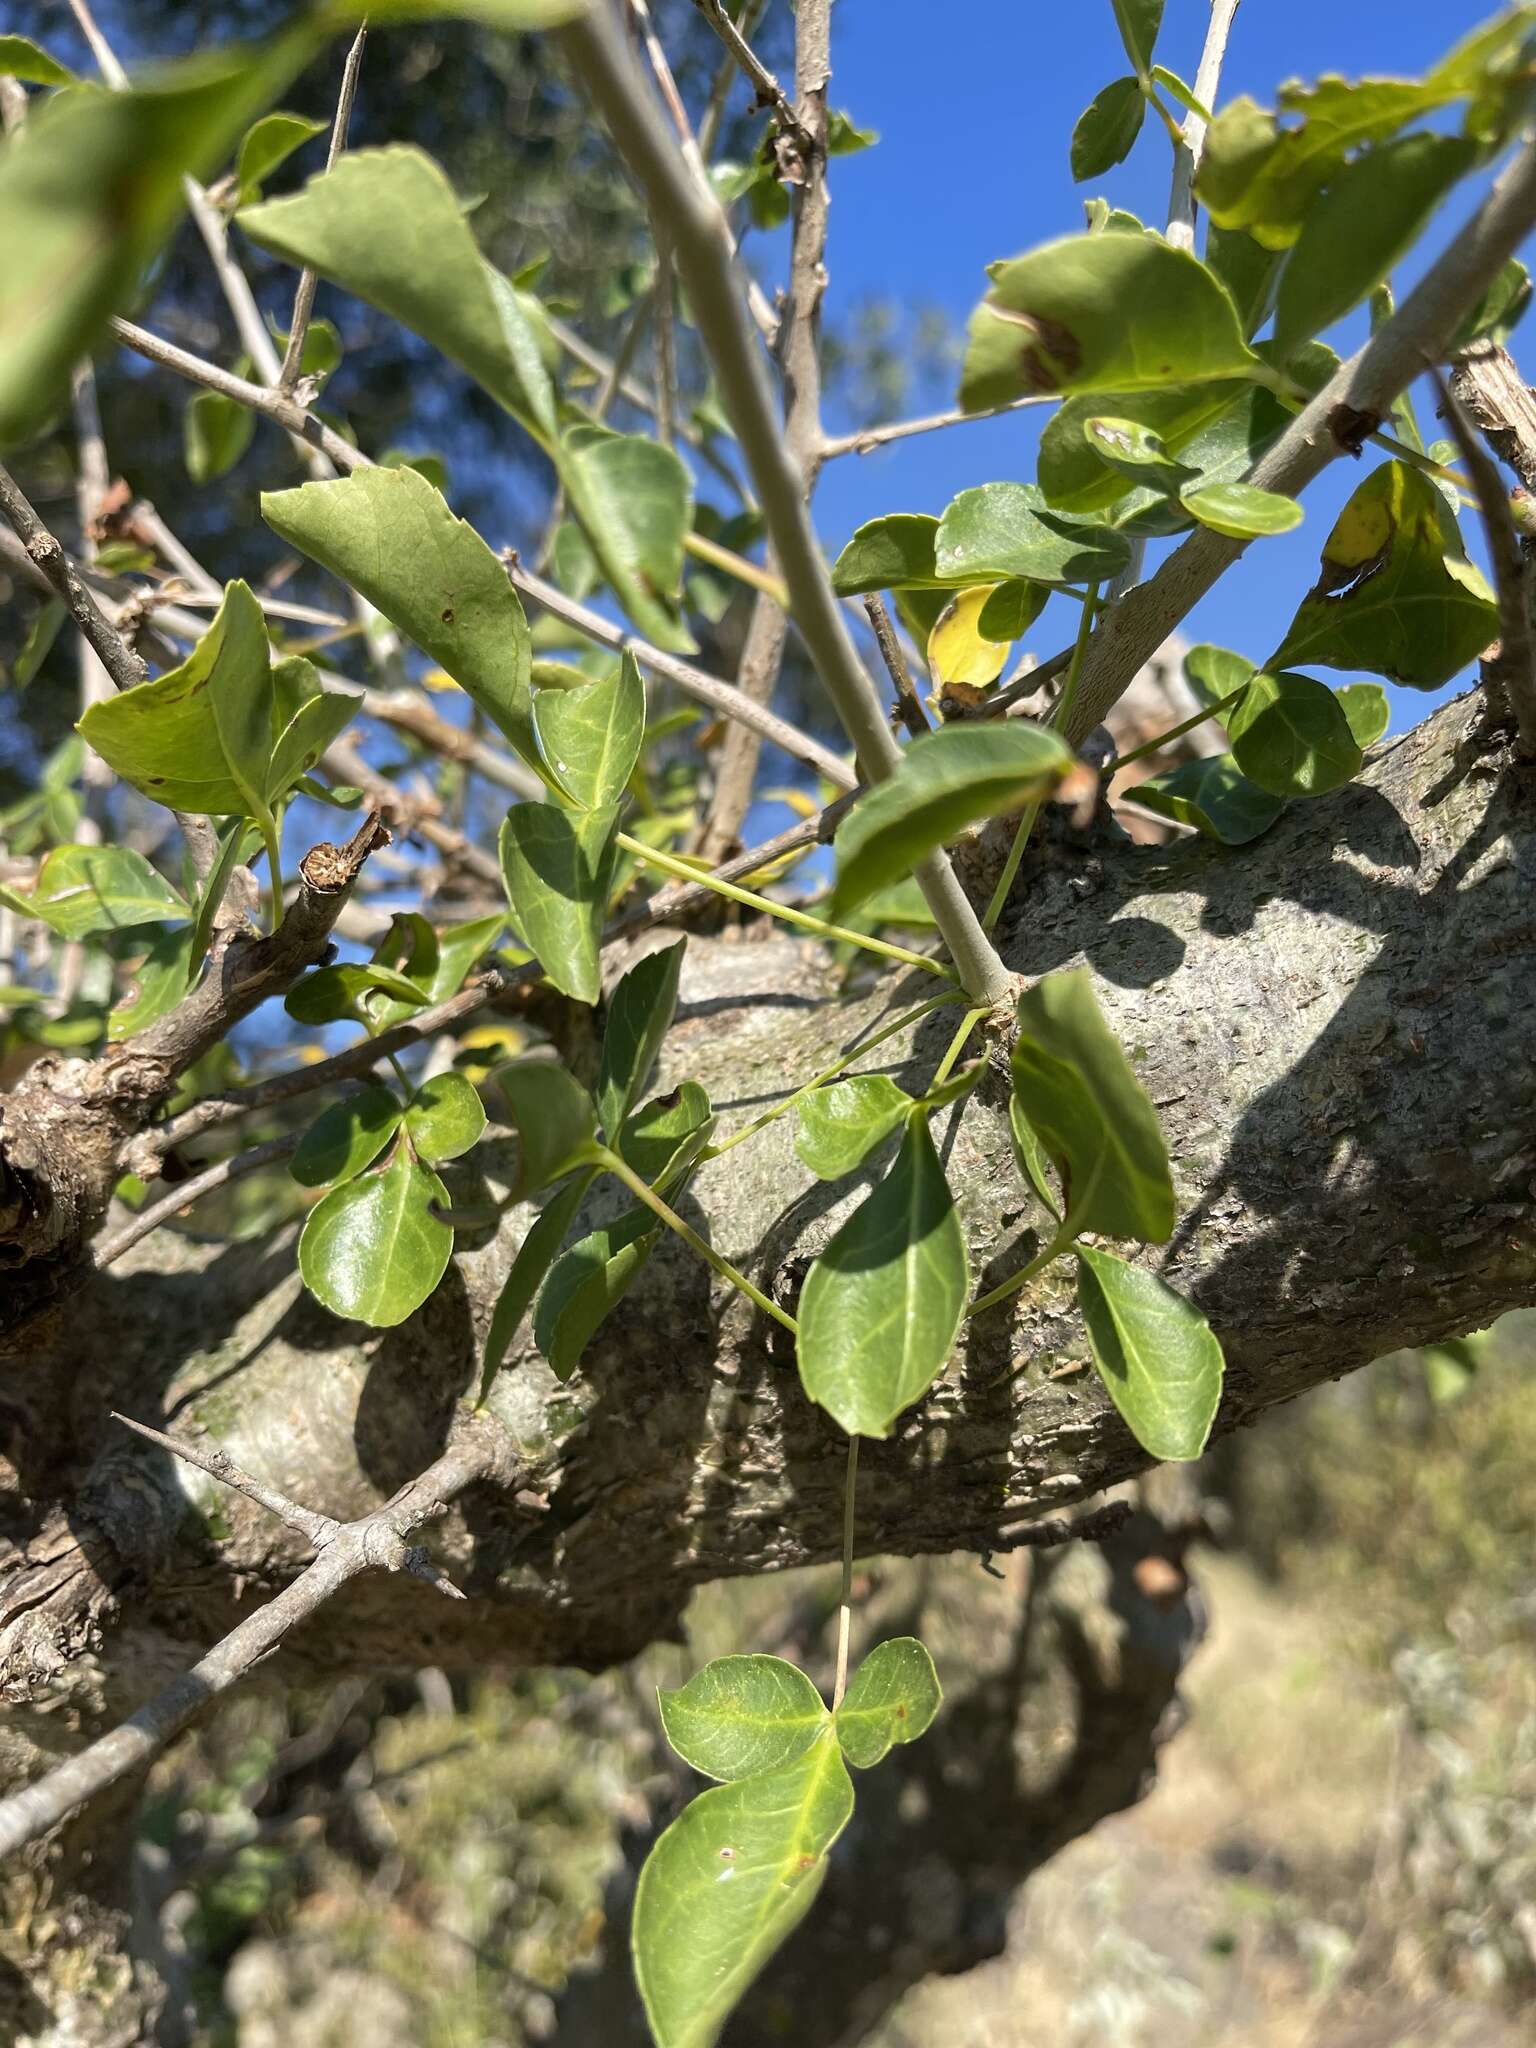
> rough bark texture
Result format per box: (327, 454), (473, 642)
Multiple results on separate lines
(2, 690), (1535, 2032)
(4, 688), (1533, 1685)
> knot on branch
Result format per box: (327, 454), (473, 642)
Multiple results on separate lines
(298, 811), (391, 894)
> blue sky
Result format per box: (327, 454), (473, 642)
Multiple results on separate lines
(800, 0), (1525, 735)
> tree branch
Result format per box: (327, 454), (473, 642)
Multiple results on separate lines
(0, 463), (146, 691)
(1166, 0), (1241, 252)
(0, 1429), (498, 1860)
(279, 23), (368, 392)
(1431, 360), (1536, 757)
(559, 6), (1013, 1006)
(688, 0), (798, 137)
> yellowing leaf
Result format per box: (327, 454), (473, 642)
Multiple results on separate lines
(927, 586), (1011, 686)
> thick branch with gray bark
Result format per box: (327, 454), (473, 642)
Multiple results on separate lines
(3, 690), (1533, 1710)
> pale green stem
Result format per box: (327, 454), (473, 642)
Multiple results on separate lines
(931, 1005), (988, 1089)
(981, 581), (1100, 934)
(616, 831), (958, 983)
(682, 529), (789, 606)
(260, 816), (285, 932)
(704, 990), (963, 1161)
(1107, 681), (1249, 775)
(967, 1225), (1076, 1321)
(598, 1146), (798, 1335)
(832, 1434), (860, 1710)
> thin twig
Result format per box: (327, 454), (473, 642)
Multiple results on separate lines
(279, 24), (368, 392)
(863, 593), (929, 738)
(66, 0), (127, 87)
(688, 0), (797, 136)
(93, 1136), (300, 1271)
(0, 1435), (495, 1860)
(560, 7), (1013, 1008)
(987, 1500), (1132, 1555)
(821, 394), (1055, 460)
(1430, 361), (1536, 757)
(1166, 0), (1241, 252)
(698, 0), (832, 860)
(111, 1410), (337, 1546)
(0, 465), (147, 690)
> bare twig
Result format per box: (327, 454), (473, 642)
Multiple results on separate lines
(699, 0), (833, 861)
(1431, 361), (1536, 756)
(111, 1409), (336, 1546)
(688, 0), (797, 137)
(0, 464), (147, 691)
(279, 25), (368, 392)
(821, 394), (1055, 460)
(1166, 0), (1241, 252)
(560, 6), (1013, 1007)
(66, 0), (127, 87)
(1065, 141), (1536, 744)
(94, 1136), (300, 1272)
(863, 592), (930, 739)
(0, 1434), (497, 1860)
(987, 1500), (1132, 1555)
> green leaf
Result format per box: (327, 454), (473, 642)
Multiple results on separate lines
(795, 1075), (911, 1180)
(827, 722), (1074, 921)
(77, 582), (304, 824)
(1071, 77), (1145, 181)
(266, 658), (357, 799)
(934, 483), (1130, 587)
(298, 1144), (453, 1327)
(1075, 1245), (1224, 1460)
(492, 1058), (599, 1198)
(1011, 968), (1173, 1243)
(290, 1087), (404, 1188)
(797, 1118), (968, 1439)
(234, 110), (325, 207)
(1110, 0), (1163, 74)
(284, 962), (430, 1027)
(240, 146), (557, 438)
(0, 844), (187, 937)
(1039, 380), (1254, 515)
(534, 1203), (658, 1380)
(977, 579), (1048, 641)
(370, 911), (506, 1031)
(1226, 671), (1362, 797)
(1183, 642), (1256, 709)
(1082, 415), (1200, 496)
(559, 427), (696, 652)
(1271, 460), (1498, 688)
(1336, 681), (1390, 748)
(1206, 223), (1282, 339)
(960, 233), (1256, 411)
(0, 30), (309, 444)
(405, 1071), (486, 1165)
(534, 649), (644, 809)
(108, 925), (196, 1040)
(0, 35), (77, 85)
(1450, 257), (1532, 351)
(1179, 480), (1303, 538)
(830, 514), (943, 595)
(833, 1638), (942, 1769)
(262, 466), (540, 780)
(597, 938), (686, 1140)
(240, 147), (693, 651)
(659, 1656), (829, 1782)
(617, 1081), (715, 1186)
(479, 1170), (593, 1400)
(632, 1734), (854, 2048)
(331, 0), (588, 26)
(1273, 134), (1477, 359)
(1125, 754), (1284, 844)
(499, 800), (618, 1005)
(183, 388), (256, 484)
(1009, 1094), (1062, 1220)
